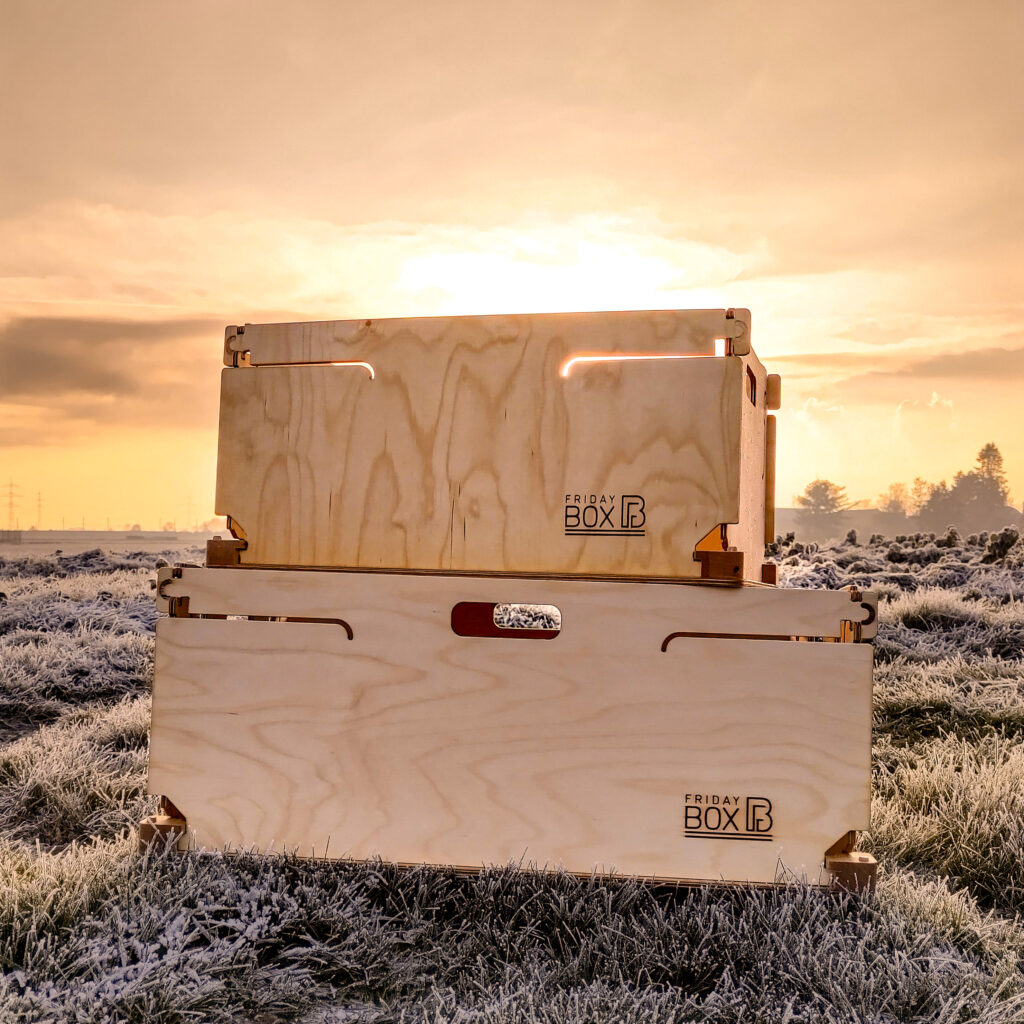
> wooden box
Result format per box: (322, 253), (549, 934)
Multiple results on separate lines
(215, 308), (778, 582)
(150, 566), (876, 885)
(146, 308), (876, 889)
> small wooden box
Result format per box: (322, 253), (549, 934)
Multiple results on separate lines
(216, 309), (776, 581)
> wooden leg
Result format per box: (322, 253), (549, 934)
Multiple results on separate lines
(138, 796), (187, 854)
(826, 851), (878, 892)
(824, 829), (877, 892)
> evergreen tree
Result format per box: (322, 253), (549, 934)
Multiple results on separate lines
(974, 443), (1010, 504)
(917, 445), (1014, 531)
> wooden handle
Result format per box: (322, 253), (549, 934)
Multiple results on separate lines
(451, 602), (560, 640)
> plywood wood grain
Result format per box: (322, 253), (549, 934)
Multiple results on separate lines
(226, 309), (750, 367)
(217, 310), (770, 578)
(149, 569), (873, 883)
(216, 352), (755, 577)
(161, 566), (872, 642)
(729, 349), (767, 564)
(765, 414), (778, 544)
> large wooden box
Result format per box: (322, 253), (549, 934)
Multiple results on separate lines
(215, 309), (775, 581)
(150, 566), (875, 885)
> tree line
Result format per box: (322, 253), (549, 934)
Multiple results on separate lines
(795, 443), (1021, 534)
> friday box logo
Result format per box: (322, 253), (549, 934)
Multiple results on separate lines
(564, 493), (646, 537)
(683, 794), (774, 841)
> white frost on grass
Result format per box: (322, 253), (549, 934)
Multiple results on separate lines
(0, 537), (1022, 1021)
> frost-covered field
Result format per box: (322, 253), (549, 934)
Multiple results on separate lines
(1, 533), (1024, 1023)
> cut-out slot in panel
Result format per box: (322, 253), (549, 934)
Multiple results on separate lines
(220, 614), (353, 639)
(255, 360), (375, 378)
(559, 352), (711, 378)
(452, 602), (561, 640)
(661, 631), (801, 651)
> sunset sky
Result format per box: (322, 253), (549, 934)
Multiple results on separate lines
(2, 0), (1022, 529)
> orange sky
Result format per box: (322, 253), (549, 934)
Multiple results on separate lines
(2, 0), (1022, 529)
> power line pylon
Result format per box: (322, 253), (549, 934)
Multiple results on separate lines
(4, 480), (21, 531)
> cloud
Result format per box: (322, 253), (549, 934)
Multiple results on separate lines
(0, 203), (755, 321)
(888, 344), (1024, 380)
(896, 390), (955, 419)
(770, 351), (897, 372)
(893, 391), (957, 454)
(785, 396), (847, 442)
(1, 0), (1021, 287)
(834, 318), (920, 347)
(819, 344), (1024, 399)
(0, 316), (224, 448)
(0, 316), (220, 398)
(1, 1), (1022, 522)
(766, 339), (1024, 387)
(800, 396), (845, 416)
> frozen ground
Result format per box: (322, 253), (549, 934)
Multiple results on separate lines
(0, 532), (218, 559)
(1, 532), (1023, 1022)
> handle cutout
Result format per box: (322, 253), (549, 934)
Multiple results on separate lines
(661, 630), (795, 650)
(222, 614), (354, 639)
(559, 353), (710, 378)
(452, 602), (560, 640)
(255, 360), (375, 378)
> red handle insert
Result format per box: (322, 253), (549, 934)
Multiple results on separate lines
(451, 602), (560, 640)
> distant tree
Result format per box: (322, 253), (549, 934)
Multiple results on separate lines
(795, 479), (855, 516)
(794, 479), (863, 540)
(877, 483), (909, 514)
(974, 442), (1010, 504)
(917, 480), (952, 530)
(908, 477), (932, 516)
(917, 445), (1014, 532)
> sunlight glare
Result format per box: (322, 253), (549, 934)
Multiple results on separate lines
(559, 353), (708, 378)
(329, 361), (375, 379)
(395, 231), (732, 315)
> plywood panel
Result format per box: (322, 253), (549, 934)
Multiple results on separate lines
(731, 350), (768, 580)
(216, 353), (748, 576)
(161, 566), (872, 642)
(227, 309), (750, 367)
(150, 609), (871, 884)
